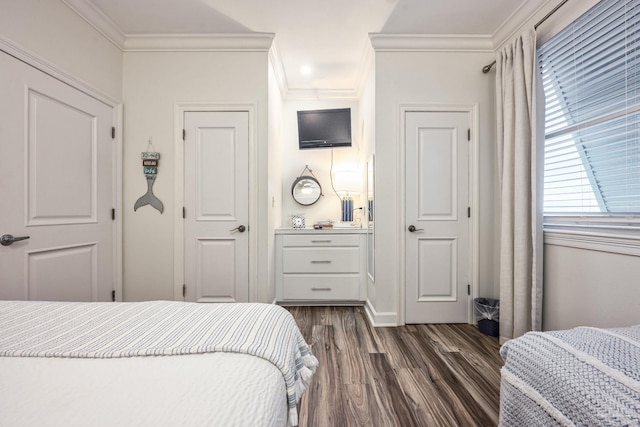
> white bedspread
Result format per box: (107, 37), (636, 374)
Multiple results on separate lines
(0, 300), (318, 426)
(499, 325), (640, 426)
(0, 352), (287, 426)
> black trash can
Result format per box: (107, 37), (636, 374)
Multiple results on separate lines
(474, 298), (499, 337)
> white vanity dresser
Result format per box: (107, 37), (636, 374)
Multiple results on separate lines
(275, 228), (366, 305)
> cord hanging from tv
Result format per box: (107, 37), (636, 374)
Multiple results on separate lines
(297, 108), (352, 149)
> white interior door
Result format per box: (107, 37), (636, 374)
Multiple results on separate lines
(0, 52), (115, 302)
(405, 111), (470, 323)
(183, 111), (249, 303)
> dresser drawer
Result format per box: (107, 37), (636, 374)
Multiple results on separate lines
(281, 234), (360, 247)
(282, 275), (360, 300)
(275, 230), (365, 304)
(282, 247), (359, 273)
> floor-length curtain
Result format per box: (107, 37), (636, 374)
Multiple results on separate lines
(495, 28), (544, 344)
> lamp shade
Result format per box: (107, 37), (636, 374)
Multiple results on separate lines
(333, 170), (360, 195)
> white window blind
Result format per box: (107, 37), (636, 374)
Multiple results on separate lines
(538, 0), (640, 216)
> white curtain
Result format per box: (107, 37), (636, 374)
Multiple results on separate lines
(495, 28), (544, 343)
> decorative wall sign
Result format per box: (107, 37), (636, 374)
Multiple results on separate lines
(134, 140), (164, 213)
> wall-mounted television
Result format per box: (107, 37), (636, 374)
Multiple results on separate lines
(297, 108), (352, 149)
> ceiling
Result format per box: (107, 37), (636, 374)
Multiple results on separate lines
(72, 0), (533, 94)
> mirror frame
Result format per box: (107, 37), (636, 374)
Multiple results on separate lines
(291, 175), (322, 206)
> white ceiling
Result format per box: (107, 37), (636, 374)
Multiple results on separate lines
(75, 0), (533, 93)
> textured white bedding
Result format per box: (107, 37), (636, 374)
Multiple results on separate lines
(0, 352), (288, 427)
(0, 300), (318, 426)
(499, 325), (640, 426)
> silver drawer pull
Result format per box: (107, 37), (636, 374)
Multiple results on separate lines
(311, 260), (331, 264)
(311, 287), (332, 291)
(311, 240), (332, 243)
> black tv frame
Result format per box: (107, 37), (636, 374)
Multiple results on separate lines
(297, 108), (352, 149)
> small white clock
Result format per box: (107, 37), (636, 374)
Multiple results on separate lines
(291, 214), (305, 229)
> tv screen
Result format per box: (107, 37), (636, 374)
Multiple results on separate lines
(297, 108), (352, 149)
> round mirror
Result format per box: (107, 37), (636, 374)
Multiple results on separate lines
(292, 176), (322, 206)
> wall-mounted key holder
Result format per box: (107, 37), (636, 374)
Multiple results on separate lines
(134, 139), (164, 213)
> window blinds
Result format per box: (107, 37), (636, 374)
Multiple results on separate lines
(538, 0), (640, 215)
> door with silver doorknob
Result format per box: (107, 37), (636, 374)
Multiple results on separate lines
(405, 111), (471, 324)
(0, 234), (30, 246)
(0, 51), (116, 302)
(183, 111), (249, 303)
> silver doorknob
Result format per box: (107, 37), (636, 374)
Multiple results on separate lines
(408, 225), (424, 232)
(1, 234), (30, 246)
(230, 225), (246, 233)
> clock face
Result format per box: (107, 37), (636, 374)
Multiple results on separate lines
(292, 215), (305, 228)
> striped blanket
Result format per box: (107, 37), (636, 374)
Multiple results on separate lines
(499, 325), (640, 426)
(0, 300), (318, 426)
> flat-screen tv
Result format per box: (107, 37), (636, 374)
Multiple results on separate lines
(297, 108), (352, 149)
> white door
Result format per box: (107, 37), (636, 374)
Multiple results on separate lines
(405, 111), (470, 323)
(0, 52), (115, 302)
(183, 111), (249, 303)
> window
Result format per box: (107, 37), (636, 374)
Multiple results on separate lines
(538, 0), (640, 224)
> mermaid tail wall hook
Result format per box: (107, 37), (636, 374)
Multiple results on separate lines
(134, 148), (164, 213)
(134, 174), (164, 213)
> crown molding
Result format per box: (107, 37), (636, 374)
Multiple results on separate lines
(284, 88), (360, 101)
(62, 1), (274, 52)
(492, 0), (553, 48)
(61, 0), (554, 97)
(62, 0), (126, 48)
(122, 33), (275, 52)
(369, 33), (493, 52)
(0, 34), (121, 106)
(492, 0), (600, 49)
(270, 40), (374, 100)
(283, 41), (374, 101)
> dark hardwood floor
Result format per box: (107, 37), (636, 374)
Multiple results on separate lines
(286, 306), (503, 427)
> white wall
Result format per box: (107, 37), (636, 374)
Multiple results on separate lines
(358, 57), (377, 306)
(267, 58), (284, 303)
(0, 0), (122, 101)
(543, 243), (640, 330)
(122, 51), (269, 301)
(280, 99), (364, 227)
(373, 50), (497, 322)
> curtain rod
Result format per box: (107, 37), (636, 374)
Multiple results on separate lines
(481, 0), (570, 73)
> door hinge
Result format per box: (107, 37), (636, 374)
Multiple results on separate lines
(111, 290), (116, 301)
(183, 284), (186, 298)
(111, 126), (116, 139)
(468, 207), (471, 218)
(182, 207), (186, 219)
(182, 129), (186, 141)
(467, 284), (471, 296)
(111, 208), (115, 220)
(467, 128), (471, 141)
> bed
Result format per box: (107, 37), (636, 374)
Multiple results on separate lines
(499, 324), (640, 426)
(0, 300), (318, 427)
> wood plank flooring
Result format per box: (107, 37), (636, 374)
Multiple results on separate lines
(286, 306), (503, 427)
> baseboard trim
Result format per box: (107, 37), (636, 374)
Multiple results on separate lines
(364, 300), (398, 327)
(276, 301), (366, 307)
